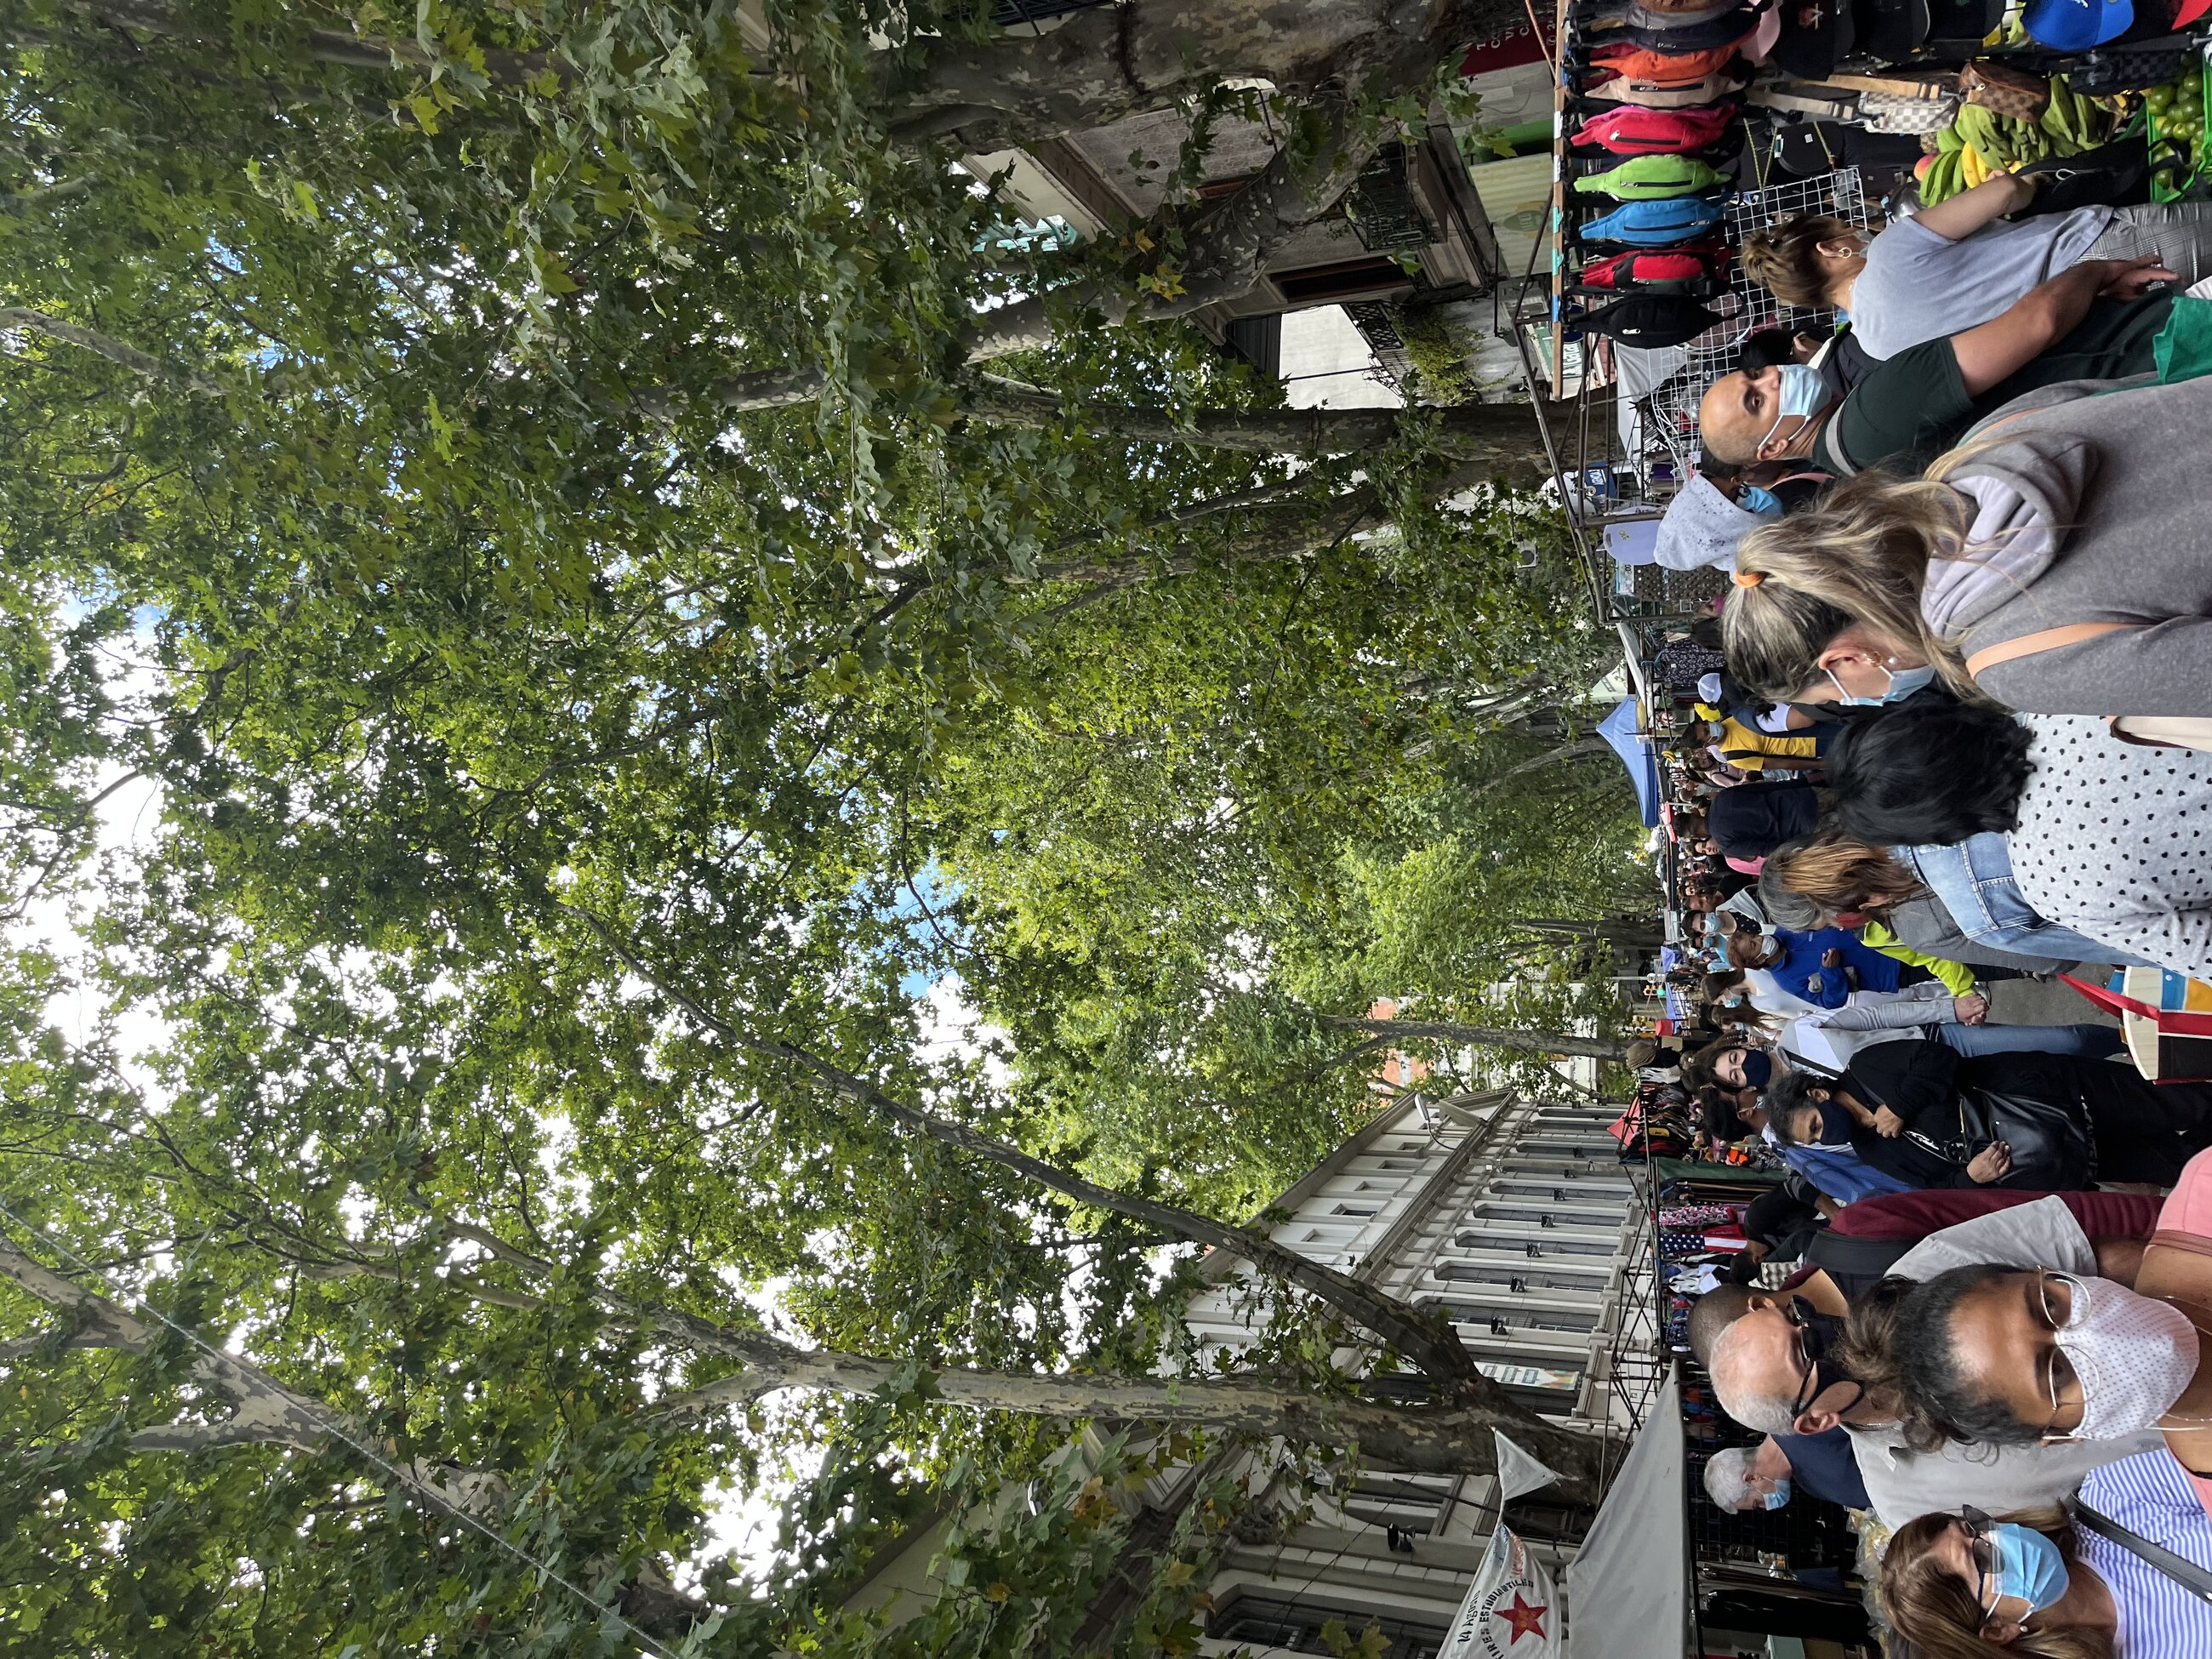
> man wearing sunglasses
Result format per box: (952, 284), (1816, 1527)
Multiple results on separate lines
(1696, 1196), (2165, 1527)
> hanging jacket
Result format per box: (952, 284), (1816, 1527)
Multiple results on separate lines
(1573, 154), (1726, 198)
(1581, 195), (1727, 245)
(1571, 103), (1739, 152)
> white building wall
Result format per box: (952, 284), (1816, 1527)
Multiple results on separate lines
(1188, 1092), (1656, 1658)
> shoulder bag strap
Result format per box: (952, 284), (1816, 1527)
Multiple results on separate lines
(1964, 621), (2146, 678)
(2065, 1495), (2212, 1608)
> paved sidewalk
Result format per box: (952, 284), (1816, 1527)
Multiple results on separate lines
(1984, 970), (2119, 1030)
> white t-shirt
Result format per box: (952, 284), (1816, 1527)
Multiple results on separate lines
(1850, 208), (2114, 359)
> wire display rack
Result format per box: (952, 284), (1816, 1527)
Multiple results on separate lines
(1638, 166), (1872, 476)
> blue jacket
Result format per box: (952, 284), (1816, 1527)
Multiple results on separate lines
(1766, 926), (1904, 1009)
(1771, 1137), (1912, 1203)
(1895, 834), (2158, 965)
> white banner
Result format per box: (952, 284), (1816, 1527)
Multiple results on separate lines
(1492, 1432), (1563, 1506)
(1440, 1526), (1561, 1659)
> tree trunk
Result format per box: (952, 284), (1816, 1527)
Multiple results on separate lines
(1520, 917), (1667, 950)
(1460, 738), (1613, 805)
(1320, 1014), (1634, 1063)
(0, 1239), (505, 1513)
(877, 0), (1515, 146)
(656, 1329), (1605, 1502)
(961, 384), (1559, 482)
(557, 903), (1553, 1413)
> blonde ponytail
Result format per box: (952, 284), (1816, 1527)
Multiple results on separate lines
(1719, 470), (1982, 704)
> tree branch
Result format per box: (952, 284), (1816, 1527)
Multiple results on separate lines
(0, 308), (219, 396)
(550, 901), (1524, 1405)
(1320, 1015), (1633, 1063)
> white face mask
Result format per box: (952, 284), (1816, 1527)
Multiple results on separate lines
(2055, 1274), (2200, 1440)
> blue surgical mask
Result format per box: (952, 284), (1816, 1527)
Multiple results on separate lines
(1987, 1522), (2071, 1616)
(1740, 1051), (1773, 1090)
(1826, 659), (1938, 707)
(1761, 1479), (1792, 1510)
(1757, 363), (1830, 452)
(1739, 484), (1784, 519)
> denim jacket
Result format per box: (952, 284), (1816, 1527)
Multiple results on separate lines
(1895, 834), (2157, 966)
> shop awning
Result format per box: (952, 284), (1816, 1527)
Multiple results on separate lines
(1566, 1367), (1686, 1659)
(1596, 694), (1661, 827)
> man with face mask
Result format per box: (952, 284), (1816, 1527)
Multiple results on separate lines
(1695, 1196), (2166, 1526)
(1696, 254), (2177, 480)
(1703, 1432), (1873, 1514)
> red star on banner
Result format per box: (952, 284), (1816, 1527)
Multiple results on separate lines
(1493, 1593), (1550, 1643)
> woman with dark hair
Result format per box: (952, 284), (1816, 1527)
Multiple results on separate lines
(1725, 922), (1924, 1009)
(1880, 1493), (2212, 1659)
(1764, 1037), (2212, 1194)
(1823, 704), (2212, 978)
(1705, 779), (1821, 864)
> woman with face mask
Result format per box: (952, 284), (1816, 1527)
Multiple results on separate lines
(1819, 703), (2212, 981)
(1720, 368), (2212, 721)
(1744, 176), (2212, 359)
(1764, 1034), (2212, 1194)
(1882, 1495), (2212, 1659)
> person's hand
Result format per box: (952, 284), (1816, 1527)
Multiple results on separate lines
(1873, 1106), (1906, 1138)
(2098, 255), (2179, 299)
(1821, 949), (1845, 967)
(1953, 992), (1989, 1024)
(1967, 1141), (2014, 1184)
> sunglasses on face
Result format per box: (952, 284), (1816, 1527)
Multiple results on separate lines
(1961, 1507), (2028, 1637)
(1783, 1297), (1833, 1418)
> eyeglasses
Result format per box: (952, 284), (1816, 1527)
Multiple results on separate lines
(1783, 1297), (1833, 1418)
(1961, 1507), (2030, 1637)
(2028, 1271), (2082, 1443)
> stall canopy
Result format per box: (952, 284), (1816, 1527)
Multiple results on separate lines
(1596, 694), (1661, 827)
(1565, 1366), (1686, 1659)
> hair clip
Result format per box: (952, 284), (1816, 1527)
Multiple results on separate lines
(1732, 570), (1765, 587)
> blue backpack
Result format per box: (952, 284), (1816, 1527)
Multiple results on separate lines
(1581, 195), (1727, 246)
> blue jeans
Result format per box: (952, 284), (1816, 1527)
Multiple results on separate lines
(1934, 1021), (2126, 1061)
(1897, 834), (2159, 966)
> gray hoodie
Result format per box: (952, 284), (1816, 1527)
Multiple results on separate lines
(1919, 371), (2212, 715)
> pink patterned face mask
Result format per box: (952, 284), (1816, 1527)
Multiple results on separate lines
(2051, 1274), (2199, 1440)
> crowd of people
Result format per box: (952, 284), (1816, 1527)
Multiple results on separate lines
(1630, 162), (2212, 1657)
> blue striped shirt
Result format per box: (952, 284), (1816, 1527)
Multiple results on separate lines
(2073, 1451), (2212, 1657)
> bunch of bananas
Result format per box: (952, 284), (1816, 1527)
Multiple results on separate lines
(1917, 77), (2112, 204)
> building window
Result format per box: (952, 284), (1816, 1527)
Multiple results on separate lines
(1272, 256), (1417, 304)
(1333, 1202), (1380, 1218)
(1433, 1261), (1608, 1293)
(1209, 1594), (1447, 1659)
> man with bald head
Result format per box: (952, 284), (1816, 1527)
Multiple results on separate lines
(1697, 255), (2175, 480)
(1695, 1198), (2162, 1526)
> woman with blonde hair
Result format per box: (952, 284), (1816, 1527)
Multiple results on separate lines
(1719, 368), (2212, 722)
(1878, 1490), (2212, 1659)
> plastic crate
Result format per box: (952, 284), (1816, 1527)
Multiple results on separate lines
(2148, 48), (2210, 204)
